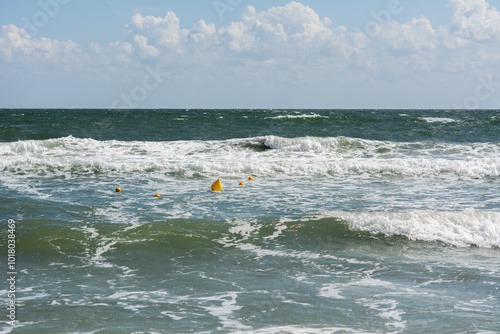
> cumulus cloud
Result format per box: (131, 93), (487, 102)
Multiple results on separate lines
(0, 24), (81, 63)
(93, 0), (498, 78)
(380, 17), (438, 52)
(216, 2), (349, 62)
(448, 0), (500, 41)
(101, 2), (349, 64)
(1, 0), (500, 106)
(127, 12), (186, 52)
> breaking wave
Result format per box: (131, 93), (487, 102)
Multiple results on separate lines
(1, 135), (499, 178)
(313, 210), (500, 248)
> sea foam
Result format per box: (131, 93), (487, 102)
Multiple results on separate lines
(317, 210), (500, 248)
(1, 136), (499, 179)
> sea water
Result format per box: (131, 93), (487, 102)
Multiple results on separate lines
(0, 109), (499, 333)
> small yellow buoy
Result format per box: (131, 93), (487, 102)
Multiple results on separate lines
(248, 176), (253, 181)
(115, 187), (122, 193)
(239, 181), (244, 186)
(211, 178), (223, 192)
(155, 193), (161, 198)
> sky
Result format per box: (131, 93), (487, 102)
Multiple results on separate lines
(1, 0), (500, 109)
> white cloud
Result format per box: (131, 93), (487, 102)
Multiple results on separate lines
(218, 2), (348, 61)
(4, 0), (499, 73)
(188, 20), (217, 46)
(448, 0), (500, 42)
(132, 35), (160, 59)
(380, 17), (438, 52)
(127, 12), (187, 53)
(1, 0), (500, 107)
(0, 24), (81, 63)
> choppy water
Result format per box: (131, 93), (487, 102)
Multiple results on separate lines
(1, 109), (499, 333)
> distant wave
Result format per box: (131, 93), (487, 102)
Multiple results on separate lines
(265, 113), (329, 120)
(418, 117), (457, 123)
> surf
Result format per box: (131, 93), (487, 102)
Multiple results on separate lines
(1, 135), (499, 179)
(313, 210), (500, 248)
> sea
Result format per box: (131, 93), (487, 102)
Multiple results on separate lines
(0, 109), (499, 334)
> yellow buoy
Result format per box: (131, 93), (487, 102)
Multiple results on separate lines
(211, 178), (223, 192)
(115, 187), (122, 193)
(248, 176), (253, 181)
(155, 193), (161, 198)
(239, 182), (244, 186)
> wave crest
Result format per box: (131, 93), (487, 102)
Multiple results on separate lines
(1, 135), (499, 178)
(317, 210), (500, 248)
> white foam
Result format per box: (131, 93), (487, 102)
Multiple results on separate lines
(16, 292), (51, 302)
(1, 136), (499, 179)
(319, 276), (395, 300)
(318, 284), (345, 300)
(106, 290), (169, 301)
(417, 279), (457, 287)
(228, 219), (261, 241)
(265, 113), (329, 120)
(263, 221), (288, 240)
(352, 277), (395, 288)
(356, 298), (406, 330)
(198, 292), (249, 331)
(218, 219), (343, 262)
(232, 326), (376, 334)
(263, 135), (370, 154)
(419, 117), (457, 123)
(160, 311), (186, 320)
(318, 209), (500, 248)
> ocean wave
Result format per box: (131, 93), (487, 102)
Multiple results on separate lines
(418, 117), (457, 123)
(222, 210), (500, 249)
(263, 135), (369, 153)
(234, 326), (373, 334)
(17, 210), (500, 273)
(314, 210), (500, 248)
(1, 136), (499, 178)
(264, 135), (500, 155)
(264, 112), (329, 120)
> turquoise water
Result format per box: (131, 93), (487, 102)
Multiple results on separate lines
(1, 109), (499, 333)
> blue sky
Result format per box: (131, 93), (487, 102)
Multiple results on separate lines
(1, 0), (500, 109)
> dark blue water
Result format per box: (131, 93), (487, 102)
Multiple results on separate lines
(2, 109), (499, 142)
